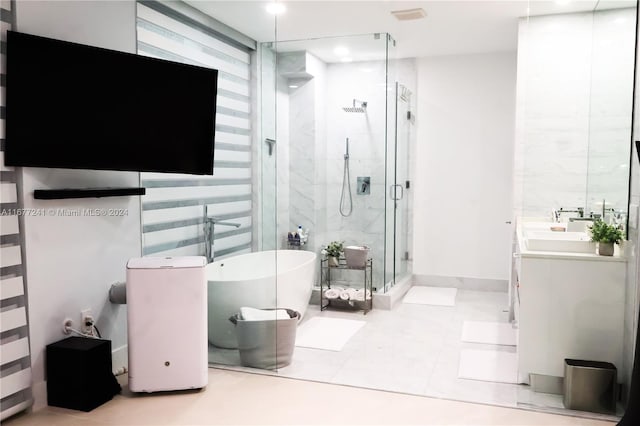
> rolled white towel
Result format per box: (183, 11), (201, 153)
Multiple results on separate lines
(324, 289), (340, 300)
(240, 307), (289, 321)
(353, 289), (365, 301)
(346, 288), (357, 297)
(339, 290), (350, 301)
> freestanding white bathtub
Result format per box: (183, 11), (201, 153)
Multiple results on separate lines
(206, 250), (317, 348)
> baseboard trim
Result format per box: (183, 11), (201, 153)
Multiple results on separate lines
(530, 373), (564, 395)
(31, 380), (46, 412)
(413, 274), (508, 292)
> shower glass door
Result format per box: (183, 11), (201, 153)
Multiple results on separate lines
(384, 81), (412, 291)
(394, 83), (411, 281)
(384, 37), (413, 291)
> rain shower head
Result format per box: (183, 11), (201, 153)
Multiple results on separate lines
(343, 99), (368, 113)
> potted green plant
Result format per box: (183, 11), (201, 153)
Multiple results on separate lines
(589, 220), (624, 256)
(322, 241), (344, 267)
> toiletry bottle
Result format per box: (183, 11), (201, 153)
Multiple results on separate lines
(297, 225), (308, 245)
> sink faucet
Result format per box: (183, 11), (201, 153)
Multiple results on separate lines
(203, 205), (241, 263)
(554, 207), (584, 222)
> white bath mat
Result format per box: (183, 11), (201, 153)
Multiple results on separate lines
(402, 286), (457, 307)
(458, 349), (518, 384)
(461, 321), (517, 346)
(295, 317), (366, 351)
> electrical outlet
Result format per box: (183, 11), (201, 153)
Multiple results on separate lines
(81, 309), (93, 335)
(62, 318), (73, 335)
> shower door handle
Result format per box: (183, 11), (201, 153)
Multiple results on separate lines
(389, 184), (404, 200)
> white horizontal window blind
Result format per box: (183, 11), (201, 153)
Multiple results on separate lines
(0, 0), (34, 421)
(137, 1), (253, 259)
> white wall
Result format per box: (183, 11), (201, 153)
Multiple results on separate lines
(414, 52), (516, 281)
(14, 0), (139, 409)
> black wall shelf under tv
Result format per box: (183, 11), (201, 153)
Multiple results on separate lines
(34, 187), (146, 200)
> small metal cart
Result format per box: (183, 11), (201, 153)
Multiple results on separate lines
(320, 257), (373, 314)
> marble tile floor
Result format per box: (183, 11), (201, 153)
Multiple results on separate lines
(5, 368), (616, 426)
(209, 289), (623, 423)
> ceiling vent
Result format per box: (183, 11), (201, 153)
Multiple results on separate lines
(391, 8), (427, 21)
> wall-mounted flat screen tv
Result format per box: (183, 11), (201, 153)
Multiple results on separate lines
(5, 31), (218, 175)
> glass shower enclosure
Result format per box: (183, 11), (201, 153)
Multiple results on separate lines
(268, 32), (413, 293)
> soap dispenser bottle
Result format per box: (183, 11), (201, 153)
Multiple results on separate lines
(297, 225), (308, 244)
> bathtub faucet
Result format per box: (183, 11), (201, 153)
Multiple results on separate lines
(203, 205), (241, 263)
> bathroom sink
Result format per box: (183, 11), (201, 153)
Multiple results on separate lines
(521, 222), (567, 233)
(525, 231), (596, 253)
(526, 231), (588, 240)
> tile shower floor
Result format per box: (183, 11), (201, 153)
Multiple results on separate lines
(209, 289), (621, 422)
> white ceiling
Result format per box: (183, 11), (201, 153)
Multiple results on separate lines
(186, 0), (635, 59)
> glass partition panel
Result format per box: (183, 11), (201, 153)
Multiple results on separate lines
(137, 1), (277, 369)
(385, 35), (397, 291)
(273, 33), (389, 294)
(586, 3), (636, 224)
(385, 35), (415, 290)
(394, 81), (412, 281)
(516, 0), (637, 415)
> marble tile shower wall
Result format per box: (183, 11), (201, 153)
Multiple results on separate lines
(275, 56), (388, 287)
(289, 76), (319, 248)
(255, 47), (277, 250)
(276, 72), (291, 246)
(284, 53), (327, 254)
(324, 60), (389, 288)
(514, 8), (635, 217)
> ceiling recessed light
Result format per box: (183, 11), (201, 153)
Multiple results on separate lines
(266, 3), (286, 15)
(288, 85), (298, 89)
(340, 57), (353, 63)
(333, 46), (349, 56)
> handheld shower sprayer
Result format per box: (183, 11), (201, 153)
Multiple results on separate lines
(340, 138), (353, 217)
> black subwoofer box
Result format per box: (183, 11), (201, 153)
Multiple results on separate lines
(46, 336), (121, 411)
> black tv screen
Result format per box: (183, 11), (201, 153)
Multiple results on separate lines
(5, 31), (218, 175)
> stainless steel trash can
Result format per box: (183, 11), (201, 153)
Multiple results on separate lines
(229, 309), (300, 370)
(563, 359), (617, 413)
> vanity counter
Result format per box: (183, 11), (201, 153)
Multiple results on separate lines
(516, 219), (627, 262)
(513, 218), (627, 387)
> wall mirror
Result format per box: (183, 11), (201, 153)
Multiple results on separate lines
(518, 0), (637, 227)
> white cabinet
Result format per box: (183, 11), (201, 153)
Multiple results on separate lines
(515, 231), (626, 384)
